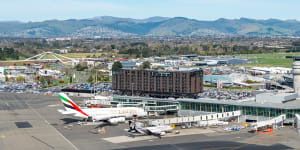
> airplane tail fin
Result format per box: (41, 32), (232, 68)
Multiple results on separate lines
(58, 93), (89, 117)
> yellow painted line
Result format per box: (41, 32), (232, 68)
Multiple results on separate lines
(0, 135), (6, 138)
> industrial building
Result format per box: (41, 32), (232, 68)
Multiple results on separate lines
(112, 68), (203, 98)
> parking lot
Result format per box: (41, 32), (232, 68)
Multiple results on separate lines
(63, 82), (112, 93)
(0, 92), (299, 150)
(200, 87), (255, 100)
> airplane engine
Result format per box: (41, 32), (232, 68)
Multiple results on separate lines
(92, 116), (106, 121)
(160, 132), (166, 136)
(108, 117), (125, 124)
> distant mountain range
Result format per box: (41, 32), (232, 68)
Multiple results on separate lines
(1, 16), (300, 38)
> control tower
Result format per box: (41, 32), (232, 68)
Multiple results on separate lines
(293, 56), (300, 98)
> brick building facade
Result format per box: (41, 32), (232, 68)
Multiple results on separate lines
(112, 68), (203, 98)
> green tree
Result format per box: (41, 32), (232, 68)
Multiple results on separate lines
(87, 74), (94, 84)
(140, 61), (151, 69)
(75, 64), (88, 71)
(5, 76), (8, 82)
(153, 66), (165, 70)
(112, 61), (123, 70)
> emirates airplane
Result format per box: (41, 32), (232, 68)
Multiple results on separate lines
(57, 93), (147, 124)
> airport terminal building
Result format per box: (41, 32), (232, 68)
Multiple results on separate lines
(179, 98), (300, 121)
(112, 68), (203, 98)
(112, 95), (300, 122)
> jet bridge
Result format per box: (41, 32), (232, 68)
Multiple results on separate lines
(148, 110), (241, 125)
(145, 105), (178, 112)
(249, 114), (286, 130)
(114, 102), (178, 114)
(295, 114), (300, 134)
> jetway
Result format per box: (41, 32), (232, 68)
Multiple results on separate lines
(145, 105), (178, 112)
(295, 114), (300, 128)
(249, 114), (286, 130)
(295, 114), (300, 134)
(149, 110), (241, 126)
(119, 104), (178, 114)
(85, 99), (179, 113)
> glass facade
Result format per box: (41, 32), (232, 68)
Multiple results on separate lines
(179, 101), (300, 119)
(112, 96), (300, 119)
(113, 96), (178, 111)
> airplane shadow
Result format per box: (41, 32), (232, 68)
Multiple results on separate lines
(60, 118), (82, 125)
(94, 122), (114, 129)
(127, 133), (161, 139)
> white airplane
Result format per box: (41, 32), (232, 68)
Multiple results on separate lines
(57, 93), (147, 124)
(126, 121), (173, 138)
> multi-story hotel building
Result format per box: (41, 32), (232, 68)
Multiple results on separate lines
(112, 68), (203, 98)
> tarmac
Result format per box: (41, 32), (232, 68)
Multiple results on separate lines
(0, 92), (299, 150)
(0, 92), (77, 150)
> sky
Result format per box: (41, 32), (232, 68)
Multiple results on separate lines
(0, 0), (299, 22)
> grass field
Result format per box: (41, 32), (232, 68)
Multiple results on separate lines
(247, 58), (293, 68)
(41, 54), (57, 59)
(239, 53), (300, 68)
(239, 53), (300, 59)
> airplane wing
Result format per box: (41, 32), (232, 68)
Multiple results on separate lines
(57, 109), (76, 115)
(145, 126), (172, 136)
(136, 126), (162, 136)
(135, 128), (150, 135)
(92, 114), (126, 121)
(146, 128), (162, 135)
(145, 128), (163, 139)
(127, 123), (165, 139)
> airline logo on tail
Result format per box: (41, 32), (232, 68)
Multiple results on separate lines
(58, 93), (89, 117)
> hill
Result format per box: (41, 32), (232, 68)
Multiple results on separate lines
(0, 16), (300, 37)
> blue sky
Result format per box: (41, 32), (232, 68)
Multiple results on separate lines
(0, 0), (299, 22)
